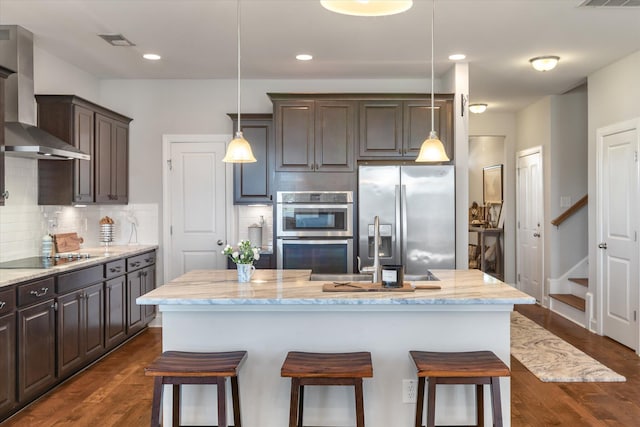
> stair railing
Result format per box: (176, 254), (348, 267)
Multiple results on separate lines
(551, 195), (587, 227)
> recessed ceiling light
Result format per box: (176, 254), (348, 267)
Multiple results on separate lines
(143, 53), (161, 61)
(296, 54), (313, 61)
(529, 55), (560, 72)
(320, 0), (413, 16)
(448, 54), (466, 61)
(469, 103), (488, 114)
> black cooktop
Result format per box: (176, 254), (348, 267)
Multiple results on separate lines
(0, 255), (90, 269)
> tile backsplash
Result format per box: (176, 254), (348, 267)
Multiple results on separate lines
(0, 157), (158, 262)
(236, 205), (273, 250)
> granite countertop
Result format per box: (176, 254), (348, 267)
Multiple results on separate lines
(0, 245), (158, 288)
(137, 269), (535, 306)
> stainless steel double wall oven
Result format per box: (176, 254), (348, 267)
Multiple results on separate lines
(276, 191), (354, 273)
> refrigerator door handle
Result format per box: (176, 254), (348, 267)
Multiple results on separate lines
(395, 185), (402, 266)
(401, 184), (408, 267)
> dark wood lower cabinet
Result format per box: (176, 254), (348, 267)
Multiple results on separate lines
(127, 271), (144, 335)
(142, 266), (156, 325)
(105, 276), (127, 349)
(57, 283), (105, 379)
(0, 313), (16, 419)
(17, 299), (56, 403)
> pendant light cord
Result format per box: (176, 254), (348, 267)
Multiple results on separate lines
(237, 0), (242, 131)
(430, 0), (435, 134)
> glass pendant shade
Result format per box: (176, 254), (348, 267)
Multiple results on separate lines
(416, 0), (448, 163)
(223, 0), (256, 164)
(416, 130), (449, 162)
(223, 131), (256, 163)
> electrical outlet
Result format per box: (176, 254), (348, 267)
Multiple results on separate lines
(402, 379), (418, 403)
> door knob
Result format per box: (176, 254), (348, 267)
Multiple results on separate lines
(598, 243), (608, 249)
(217, 240), (225, 246)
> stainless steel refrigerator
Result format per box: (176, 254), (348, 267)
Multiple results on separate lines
(358, 164), (455, 274)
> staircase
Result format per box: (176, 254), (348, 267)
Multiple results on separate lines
(549, 276), (588, 327)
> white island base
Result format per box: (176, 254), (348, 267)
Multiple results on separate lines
(159, 304), (512, 427)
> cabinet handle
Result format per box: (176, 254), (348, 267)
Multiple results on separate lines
(144, 257), (154, 263)
(109, 267), (121, 273)
(0, 301), (5, 309)
(52, 301), (58, 311)
(131, 261), (141, 268)
(30, 287), (49, 297)
(398, 149), (402, 154)
(309, 163), (314, 170)
(1, 190), (8, 200)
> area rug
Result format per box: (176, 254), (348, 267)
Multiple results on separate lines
(511, 312), (626, 382)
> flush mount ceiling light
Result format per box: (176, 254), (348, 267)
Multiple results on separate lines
(143, 53), (161, 61)
(416, 0), (449, 163)
(296, 54), (313, 61)
(529, 55), (560, 72)
(469, 103), (488, 114)
(320, 0), (413, 16)
(223, 0), (256, 163)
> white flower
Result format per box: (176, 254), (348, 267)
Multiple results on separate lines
(254, 253), (260, 260)
(240, 253), (245, 260)
(232, 251), (239, 259)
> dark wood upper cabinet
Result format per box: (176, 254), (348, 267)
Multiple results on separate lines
(359, 95), (454, 160)
(358, 100), (403, 157)
(95, 113), (129, 204)
(271, 96), (355, 172)
(35, 95), (132, 205)
(0, 66), (15, 207)
(314, 100), (356, 172)
(228, 113), (274, 204)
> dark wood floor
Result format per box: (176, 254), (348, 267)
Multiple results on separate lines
(2, 304), (639, 426)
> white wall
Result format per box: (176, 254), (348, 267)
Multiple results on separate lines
(549, 84), (588, 278)
(587, 49), (640, 330)
(469, 112), (516, 283)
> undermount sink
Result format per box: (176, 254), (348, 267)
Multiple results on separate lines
(309, 271), (439, 283)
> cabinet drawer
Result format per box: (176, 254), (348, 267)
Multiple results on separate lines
(56, 265), (103, 295)
(0, 287), (16, 315)
(18, 277), (55, 307)
(105, 259), (126, 279)
(127, 251), (156, 271)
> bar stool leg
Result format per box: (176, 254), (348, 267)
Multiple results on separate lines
(217, 377), (227, 427)
(490, 377), (503, 427)
(415, 377), (425, 427)
(354, 378), (365, 427)
(476, 384), (484, 427)
(288, 378), (300, 427)
(297, 384), (305, 427)
(426, 378), (437, 427)
(172, 384), (180, 427)
(150, 377), (163, 427)
(231, 376), (242, 427)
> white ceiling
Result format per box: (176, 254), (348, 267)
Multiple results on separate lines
(1, 0), (640, 112)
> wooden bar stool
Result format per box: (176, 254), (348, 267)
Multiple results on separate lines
(281, 351), (373, 427)
(409, 351), (510, 427)
(145, 350), (247, 427)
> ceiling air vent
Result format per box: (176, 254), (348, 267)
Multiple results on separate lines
(98, 34), (136, 46)
(580, 0), (640, 6)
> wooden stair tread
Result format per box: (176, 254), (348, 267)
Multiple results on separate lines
(550, 293), (586, 312)
(568, 277), (588, 287)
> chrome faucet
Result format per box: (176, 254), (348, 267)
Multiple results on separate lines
(361, 215), (381, 283)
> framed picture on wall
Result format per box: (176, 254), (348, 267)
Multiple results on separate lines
(483, 164), (503, 204)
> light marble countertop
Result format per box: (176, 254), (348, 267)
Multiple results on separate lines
(137, 269), (535, 306)
(0, 245), (158, 288)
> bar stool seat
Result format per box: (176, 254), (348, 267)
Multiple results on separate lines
(145, 350), (247, 427)
(281, 351), (373, 427)
(409, 350), (510, 427)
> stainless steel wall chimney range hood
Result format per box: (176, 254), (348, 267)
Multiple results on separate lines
(0, 25), (90, 160)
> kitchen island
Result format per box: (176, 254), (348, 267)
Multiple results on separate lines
(138, 269), (534, 427)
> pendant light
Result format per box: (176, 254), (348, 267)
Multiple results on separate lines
(416, 0), (449, 163)
(223, 0), (256, 163)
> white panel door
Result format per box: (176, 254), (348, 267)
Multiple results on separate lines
(169, 141), (227, 280)
(516, 149), (543, 302)
(599, 126), (639, 351)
